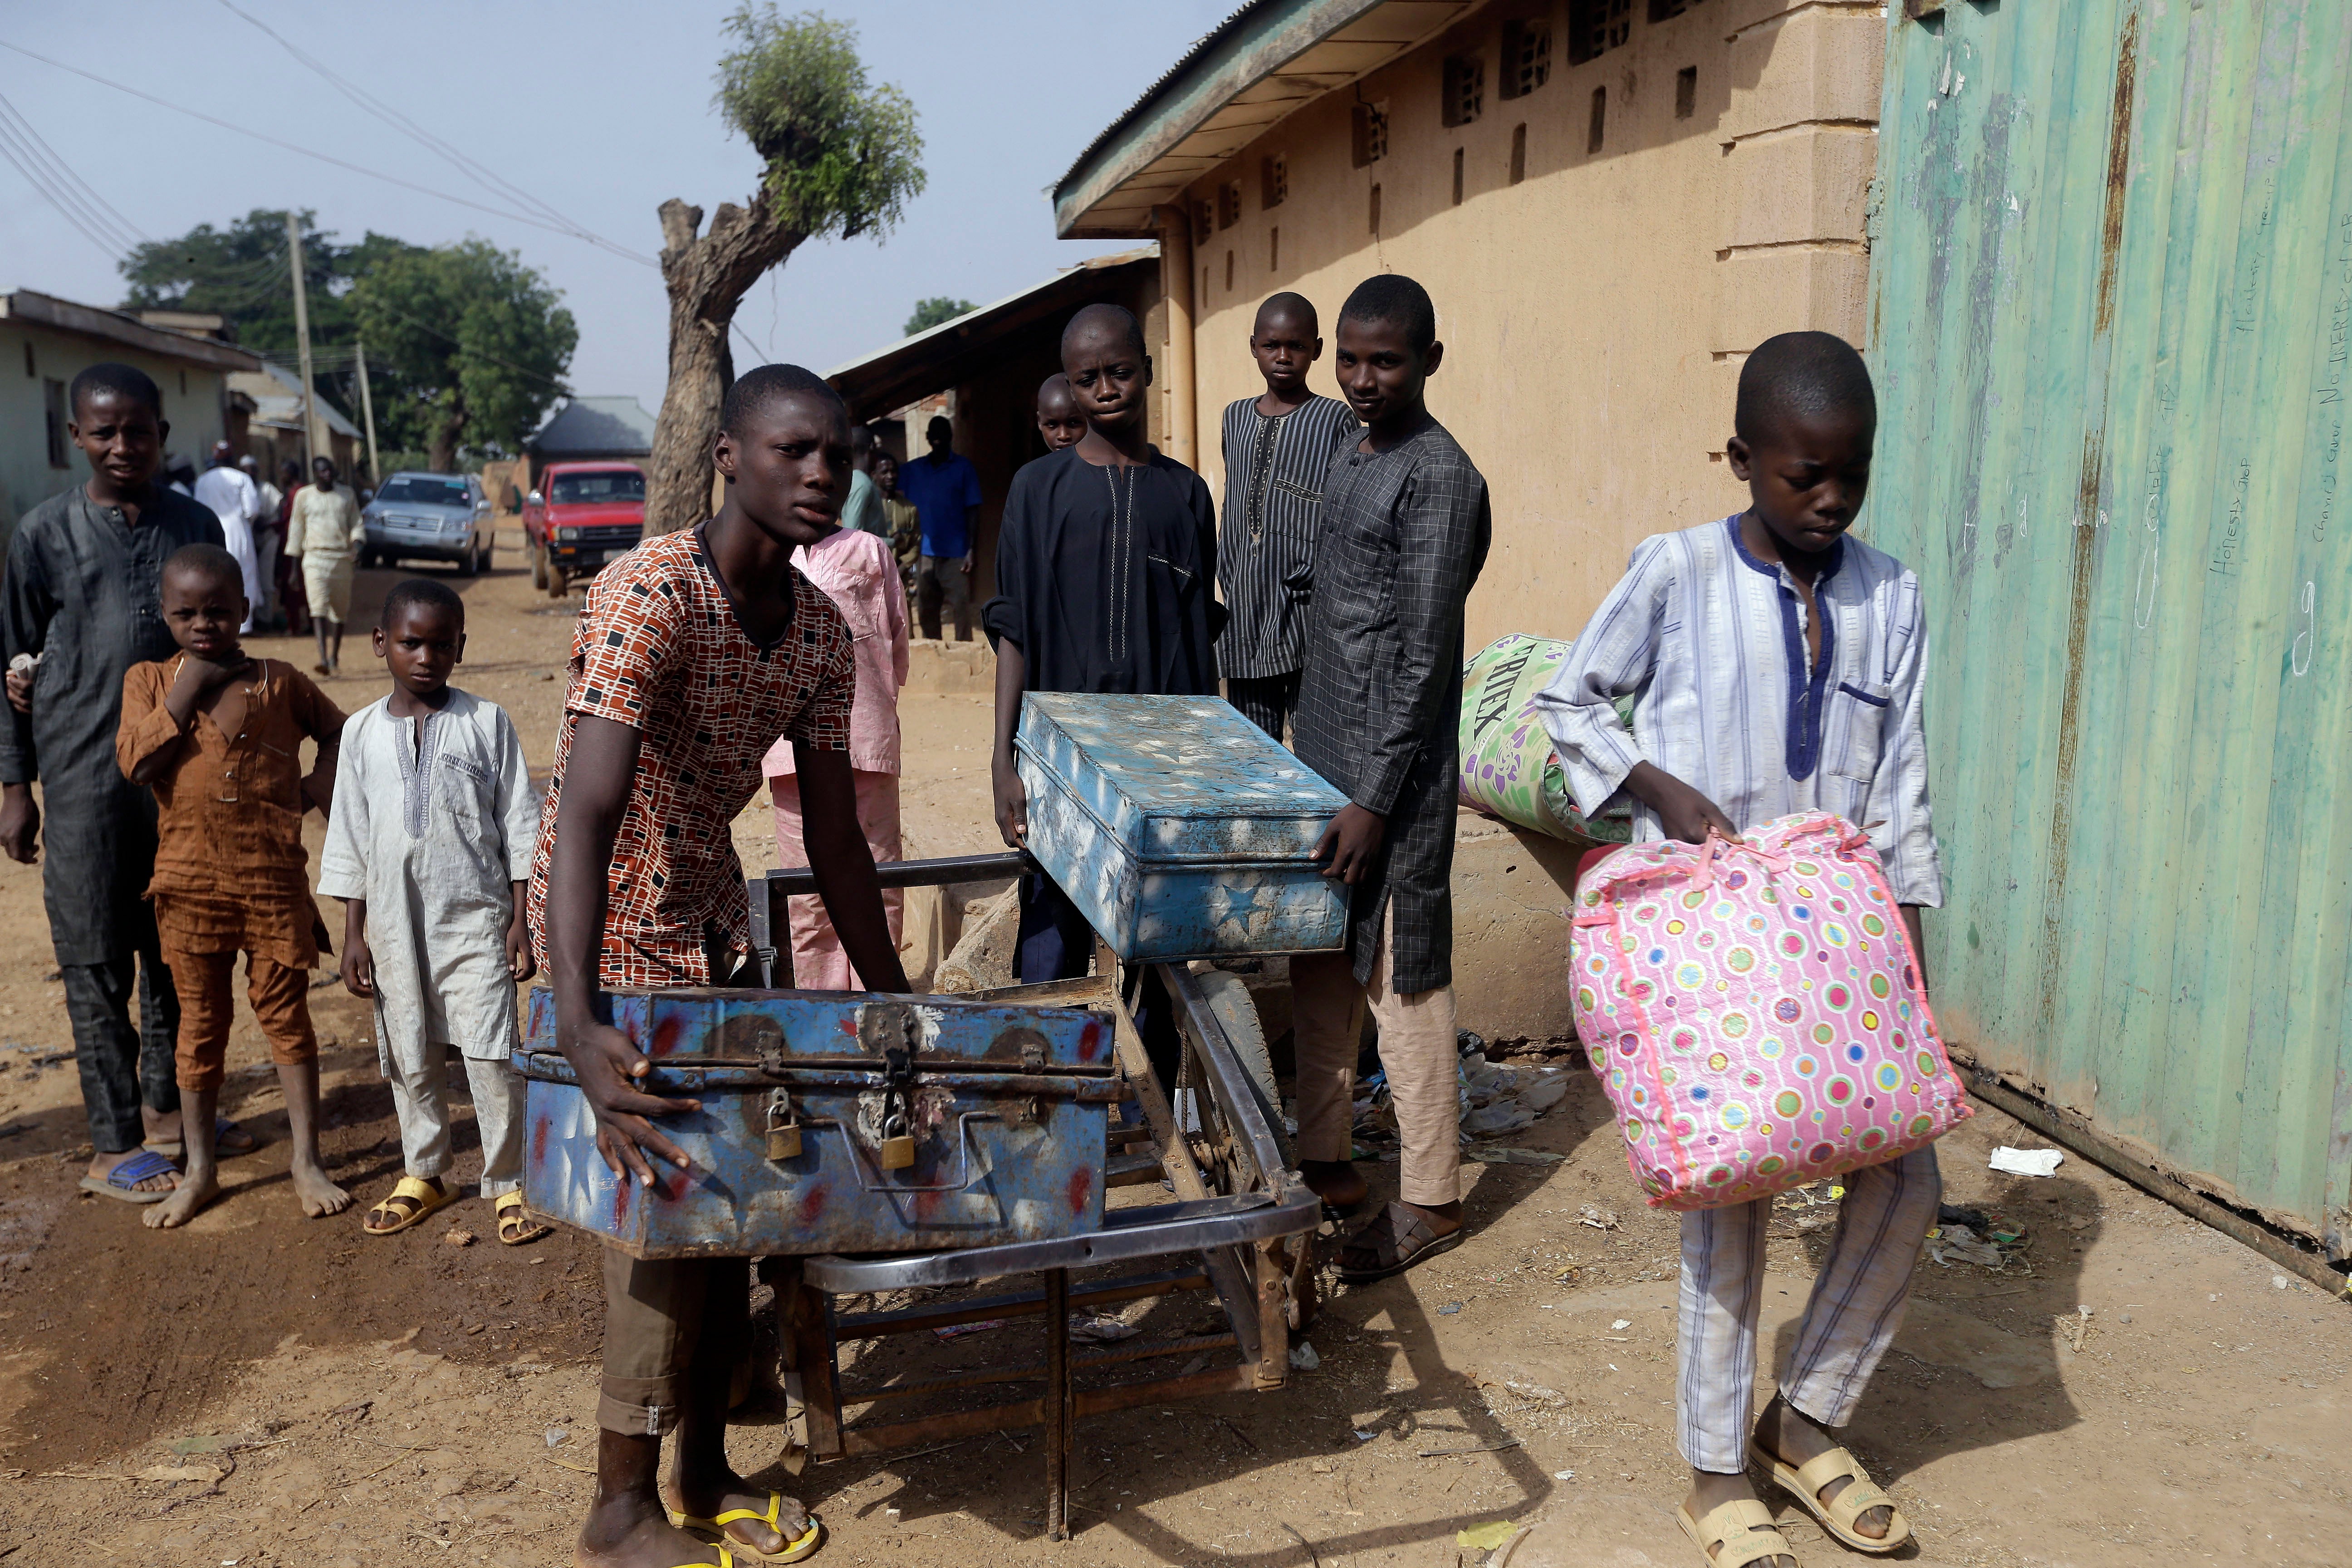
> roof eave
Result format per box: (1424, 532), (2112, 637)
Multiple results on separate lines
(0, 289), (265, 372)
(1055, 0), (1478, 239)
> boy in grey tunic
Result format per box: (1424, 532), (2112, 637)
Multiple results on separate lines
(1216, 292), (1357, 742)
(1289, 276), (1490, 1283)
(321, 581), (545, 1243)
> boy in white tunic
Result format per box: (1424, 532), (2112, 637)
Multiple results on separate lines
(319, 579), (548, 1245)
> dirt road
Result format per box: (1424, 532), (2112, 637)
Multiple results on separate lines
(1, 535), (2347, 1566)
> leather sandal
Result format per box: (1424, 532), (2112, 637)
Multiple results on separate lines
(1749, 1441), (1910, 1554)
(1336, 1201), (1463, 1283)
(1675, 1497), (1798, 1568)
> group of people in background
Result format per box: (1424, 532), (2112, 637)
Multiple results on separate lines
(177, 439), (368, 675)
(0, 258), (1936, 1567)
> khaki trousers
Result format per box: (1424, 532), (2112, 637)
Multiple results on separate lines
(1289, 904), (1460, 1207)
(599, 1250), (752, 1436)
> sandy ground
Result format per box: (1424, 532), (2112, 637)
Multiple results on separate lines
(1, 534), (2348, 1566)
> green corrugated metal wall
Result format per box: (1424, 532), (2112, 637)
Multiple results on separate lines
(1865, 0), (2352, 1252)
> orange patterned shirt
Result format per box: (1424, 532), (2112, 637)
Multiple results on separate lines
(527, 526), (853, 988)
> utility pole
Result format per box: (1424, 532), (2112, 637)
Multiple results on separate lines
(354, 339), (381, 486)
(284, 212), (317, 470)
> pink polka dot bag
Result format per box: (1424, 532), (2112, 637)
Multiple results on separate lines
(1568, 811), (1969, 1210)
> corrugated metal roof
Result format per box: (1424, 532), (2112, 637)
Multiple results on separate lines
(528, 395), (657, 456)
(228, 363), (361, 439)
(1, 289), (265, 372)
(823, 247), (1159, 419)
(1052, 0), (1474, 239)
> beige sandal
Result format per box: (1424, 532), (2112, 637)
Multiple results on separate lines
(1749, 1441), (1910, 1554)
(1676, 1498), (1798, 1568)
(495, 1190), (552, 1246)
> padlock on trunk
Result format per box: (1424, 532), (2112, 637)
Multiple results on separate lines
(880, 1132), (916, 1171)
(764, 1088), (801, 1162)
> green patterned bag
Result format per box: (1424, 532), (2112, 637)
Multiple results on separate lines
(1458, 634), (1632, 848)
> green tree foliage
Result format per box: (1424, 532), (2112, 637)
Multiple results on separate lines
(349, 241), (577, 471)
(642, 6), (927, 534)
(904, 296), (976, 336)
(715, 6), (925, 242)
(119, 209), (420, 356)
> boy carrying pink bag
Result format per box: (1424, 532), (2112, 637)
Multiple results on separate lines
(1535, 334), (1950, 1568)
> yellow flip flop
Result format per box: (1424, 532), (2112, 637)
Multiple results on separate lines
(668, 1494), (823, 1564)
(362, 1175), (452, 1236)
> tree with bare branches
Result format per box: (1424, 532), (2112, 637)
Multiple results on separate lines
(643, 6), (924, 536)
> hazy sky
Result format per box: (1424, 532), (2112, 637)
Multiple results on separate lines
(0, 1), (1229, 418)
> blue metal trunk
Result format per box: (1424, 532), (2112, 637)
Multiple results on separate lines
(516, 987), (1118, 1259)
(1014, 692), (1350, 960)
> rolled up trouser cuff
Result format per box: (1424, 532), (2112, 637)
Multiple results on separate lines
(598, 1380), (682, 1437)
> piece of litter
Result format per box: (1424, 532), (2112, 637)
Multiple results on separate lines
(2274, 1275), (2293, 1290)
(1578, 1203), (1619, 1230)
(1068, 1313), (1140, 1343)
(1437, 1301), (1463, 1316)
(1352, 1430), (1375, 1442)
(1610, 1318), (1631, 1331)
(544, 1428), (570, 1448)
(1421, 1439), (1522, 1459)
(1289, 1342), (1321, 1371)
(1457, 1521), (1519, 1550)
(1553, 1469), (1576, 1481)
(885, 1505), (902, 1524)
(1926, 1223), (2006, 1269)
(443, 1226), (477, 1247)
(933, 1318), (1008, 1340)
(1989, 1146), (2064, 1177)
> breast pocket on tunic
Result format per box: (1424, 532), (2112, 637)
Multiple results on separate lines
(1828, 681), (1893, 783)
(1270, 479), (1324, 595)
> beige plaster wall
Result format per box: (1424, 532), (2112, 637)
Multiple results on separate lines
(1172, 0), (1883, 651)
(1, 323), (232, 535)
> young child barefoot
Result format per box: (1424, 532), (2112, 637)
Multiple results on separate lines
(116, 544), (352, 1229)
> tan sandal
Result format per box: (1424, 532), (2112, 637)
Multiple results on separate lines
(1676, 1498), (1798, 1568)
(362, 1175), (451, 1235)
(1749, 1441), (1910, 1554)
(495, 1190), (552, 1246)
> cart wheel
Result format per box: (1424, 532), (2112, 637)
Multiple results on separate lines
(1195, 971), (1289, 1167)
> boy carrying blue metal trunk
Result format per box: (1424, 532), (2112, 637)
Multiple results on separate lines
(533, 364), (908, 1568)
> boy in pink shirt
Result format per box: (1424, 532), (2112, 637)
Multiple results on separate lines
(764, 520), (911, 988)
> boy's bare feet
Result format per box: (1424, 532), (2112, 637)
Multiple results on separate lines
(576, 1496), (730, 1568)
(142, 1166), (219, 1228)
(1686, 1469), (1795, 1567)
(88, 1148), (178, 1195)
(1753, 1393), (1893, 1541)
(291, 1158), (352, 1218)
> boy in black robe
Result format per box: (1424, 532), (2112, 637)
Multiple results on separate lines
(984, 304), (1220, 1082)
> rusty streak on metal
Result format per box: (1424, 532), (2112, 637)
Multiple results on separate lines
(2035, 6), (2143, 1064)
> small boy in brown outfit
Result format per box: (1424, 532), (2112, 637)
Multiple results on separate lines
(117, 543), (353, 1229)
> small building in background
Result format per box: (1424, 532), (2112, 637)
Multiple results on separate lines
(522, 395), (657, 496)
(0, 289), (264, 530)
(225, 361), (363, 481)
(824, 246), (1162, 608)
(1055, 0), (1884, 645)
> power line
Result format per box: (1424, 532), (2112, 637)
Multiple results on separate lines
(0, 37), (658, 264)
(0, 90), (146, 255)
(212, 0), (653, 269)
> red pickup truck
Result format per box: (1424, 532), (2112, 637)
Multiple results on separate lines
(524, 461), (647, 597)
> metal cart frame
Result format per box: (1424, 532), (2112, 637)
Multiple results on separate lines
(747, 855), (1320, 1540)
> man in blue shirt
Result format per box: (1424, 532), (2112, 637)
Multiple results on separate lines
(898, 416), (982, 641)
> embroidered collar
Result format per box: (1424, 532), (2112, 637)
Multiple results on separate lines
(1723, 515), (1846, 782)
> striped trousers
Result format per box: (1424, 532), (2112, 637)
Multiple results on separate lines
(1676, 1146), (1940, 1472)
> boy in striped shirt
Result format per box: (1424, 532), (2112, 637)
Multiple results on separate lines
(1536, 332), (1937, 1568)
